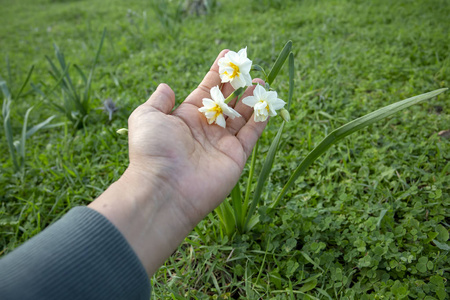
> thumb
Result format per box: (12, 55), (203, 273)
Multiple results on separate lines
(143, 83), (175, 114)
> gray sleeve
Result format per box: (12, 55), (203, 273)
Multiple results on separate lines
(0, 206), (151, 300)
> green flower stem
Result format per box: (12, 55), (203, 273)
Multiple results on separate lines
(224, 87), (245, 104)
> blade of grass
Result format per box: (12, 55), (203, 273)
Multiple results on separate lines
(287, 52), (294, 110)
(269, 88), (448, 211)
(84, 27), (106, 108)
(267, 41), (292, 85)
(73, 64), (88, 84)
(1, 81), (19, 171)
(244, 122), (285, 231)
(242, 140), (258, 225)
(230, 183), (243, 233)
(26, 115), (57, 138)
(54, 44), (79, 102)
(14, 65), (34, 99)
(19, 106), (34, 169)
(5, 55), (12, 88)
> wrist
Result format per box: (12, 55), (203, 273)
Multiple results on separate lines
(88, 166), (192, 276)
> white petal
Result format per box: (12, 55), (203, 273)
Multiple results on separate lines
(215, 113), (226, 128)
(237, 47), (247, 58)
(271, 98), (286, 110)
(242, 96), (257, 107)
(210, 86), (225, 103)
(218, 57), (230, 68)
(253, 84), (266, 100)
(240, 59), (252, 74)
(268, 105), (278, 117)
(242, 72), (252, 86)
(227, 51), (240, 62)
(202, 98), (217, 109)
(205, 111), (216, 119)
(266, 91), (278, 101)
(222, 105), (241, 119)
(231, 76), (246, 89)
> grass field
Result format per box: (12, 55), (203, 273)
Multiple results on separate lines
(1, 0), (449, 299)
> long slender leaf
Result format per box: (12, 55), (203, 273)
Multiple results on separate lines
(26, 115), (57, 138)
(267, 40), (292, 85)
(54, 44), (78, 101)
(230, 183), (243, 233)
(1, 80), (19, 171)
(73, 64), (88, 84)
(31, 83), (66, 114)
(287, 52), (294, 110)
(5, 55), (12, 88)
(0, 79), (11, 100)
(215, 201), (235, 237)
(15, 65), (34, 100)
(243, 140), (258, 224)
(19, 107), (34, 168)
(1, 88), (19, 171)
(244, 122), (285, 231)
(84, 27), (106, 108)
(269, 88), (448, 211)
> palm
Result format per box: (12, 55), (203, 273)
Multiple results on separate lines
(127, 50), (266, 226)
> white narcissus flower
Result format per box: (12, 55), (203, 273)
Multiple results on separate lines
(243, 84), (286, 122)
(218, 47), (253, 90)
(198, 86), (242, 128)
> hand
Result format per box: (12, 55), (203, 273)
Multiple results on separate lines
(89, 50), (266, 275)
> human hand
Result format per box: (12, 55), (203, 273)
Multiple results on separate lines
(89, 50), (266, 275)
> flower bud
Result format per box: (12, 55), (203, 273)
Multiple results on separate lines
(280, 108), (290, 122)
(116, 128), (129, 135)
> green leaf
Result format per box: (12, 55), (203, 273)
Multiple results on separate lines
(244, 122), (285, 231)
(1, 81), (19, 171)
(376, 209), (389, 228)
(435, 224), (449, 242)
(300, 251), (324, 272)
(283, 238), (297, 252)
(26, 115), (57, 139)
(316, 288), (333, 300)
(267, 40), (292, 85)
(84, 27), (106, 109)
(19, 106), (34, 168)
(0, 78), (11, 100)
(287, 52), (294, 110)
(243, 140), (258, 224)
(73, 64), (88, 84)
(230, 183), (243, 233)
(299, 278), (318, 292)
(14, 65), (34, 100)
(270, 88), (448, 211)
(432, 240), (450, 251)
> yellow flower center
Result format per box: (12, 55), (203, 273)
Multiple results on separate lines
(229, 62), (240, 79)
(260, 100), (269, 112)
(212, 105), (222, 118)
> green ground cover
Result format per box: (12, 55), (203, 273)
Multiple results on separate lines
(1, 0), (449, 298)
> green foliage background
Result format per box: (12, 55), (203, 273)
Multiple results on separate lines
(0, 0), (449, 298)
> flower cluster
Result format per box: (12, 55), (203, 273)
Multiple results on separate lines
(199, 48), (286, 128)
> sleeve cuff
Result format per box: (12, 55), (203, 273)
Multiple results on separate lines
(0, 206), (151, 300)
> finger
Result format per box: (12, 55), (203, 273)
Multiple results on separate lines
(184, 49), (229, 107)
(142, 83), (175, 114)
(226, 78), (265, 136)
(236, 117), (268, 159)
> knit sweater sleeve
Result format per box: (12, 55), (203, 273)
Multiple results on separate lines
(0, 206), (151, 300)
